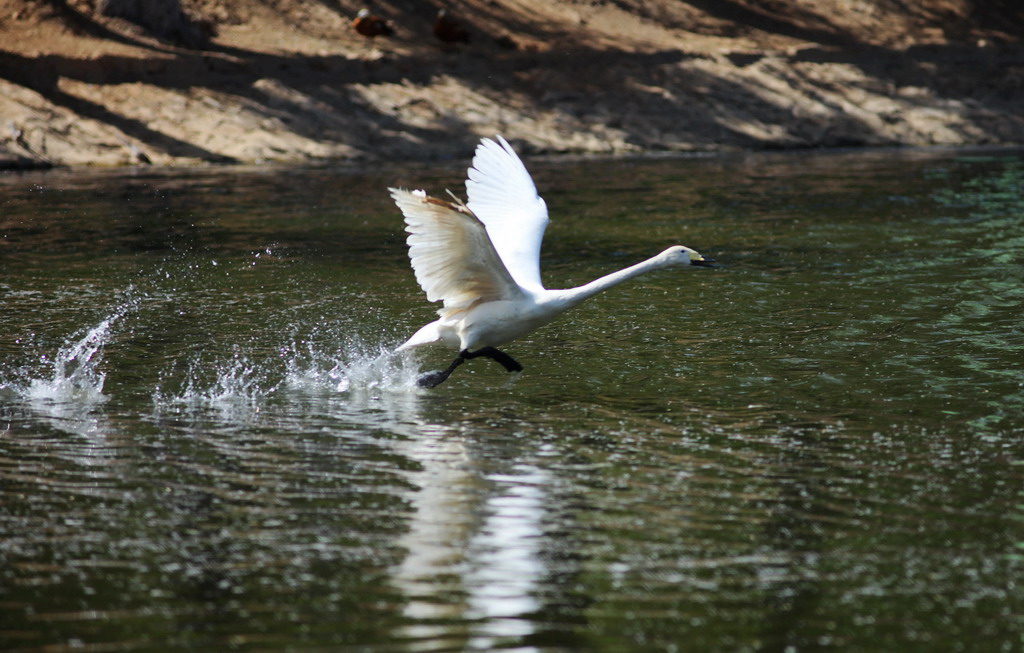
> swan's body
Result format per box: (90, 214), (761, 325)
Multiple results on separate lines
(389, 135), (713, 387)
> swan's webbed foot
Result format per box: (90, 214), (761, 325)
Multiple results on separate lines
(416, 356), (465, 388)
(416, 369), (452, 388)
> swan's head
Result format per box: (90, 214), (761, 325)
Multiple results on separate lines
(660, 245), (716, 268)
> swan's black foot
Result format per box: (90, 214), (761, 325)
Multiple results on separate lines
(463, 347), (523, 373)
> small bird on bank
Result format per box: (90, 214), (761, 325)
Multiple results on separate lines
(352, 8), (394, 41)
(389, 136), (716, 388)
(433, 8), (470, 45)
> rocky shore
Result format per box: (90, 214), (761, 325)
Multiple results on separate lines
(1, 0), (1022, 168)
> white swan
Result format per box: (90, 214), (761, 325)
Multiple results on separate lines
(389, 135), (714, 387)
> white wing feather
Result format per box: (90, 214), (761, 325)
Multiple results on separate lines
(389, 188), (524, 312)
(465, 135), (549, 292)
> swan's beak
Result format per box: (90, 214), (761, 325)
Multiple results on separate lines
(691, 256), (717, 268)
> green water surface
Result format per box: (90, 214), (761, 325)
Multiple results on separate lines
(1, 148), (1022, 651)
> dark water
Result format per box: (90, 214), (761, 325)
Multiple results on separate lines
(1, 148), (1022, 652)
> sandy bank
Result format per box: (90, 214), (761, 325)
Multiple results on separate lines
(1, 0), (1022, 168)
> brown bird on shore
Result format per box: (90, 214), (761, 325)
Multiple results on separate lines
(353, 8), (394, 40)
(433, 8), (470, 45)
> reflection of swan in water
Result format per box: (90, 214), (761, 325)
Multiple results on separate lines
(278, 342), (551, 644)
(390, 427), (548, 647)
(463, 465), (547, 646)
(390, 428), (476, 629)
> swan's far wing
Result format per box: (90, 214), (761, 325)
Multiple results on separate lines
(465, 136), (549, 292)
(389, 188), (523, 311)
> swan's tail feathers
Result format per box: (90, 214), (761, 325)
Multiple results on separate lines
(395, 321), (446, 352)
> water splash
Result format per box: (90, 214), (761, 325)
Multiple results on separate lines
(24, 288), (140, 405)
(284, 336), (421, 394)
(152, 349), (282, 418)
(151, 336), (421, 422)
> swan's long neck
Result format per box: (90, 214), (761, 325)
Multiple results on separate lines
(547, 254), (669, 309)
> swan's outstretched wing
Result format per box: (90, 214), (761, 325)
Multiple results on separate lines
(465, 135), (549, 292)
(389, 188), (524, 311)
